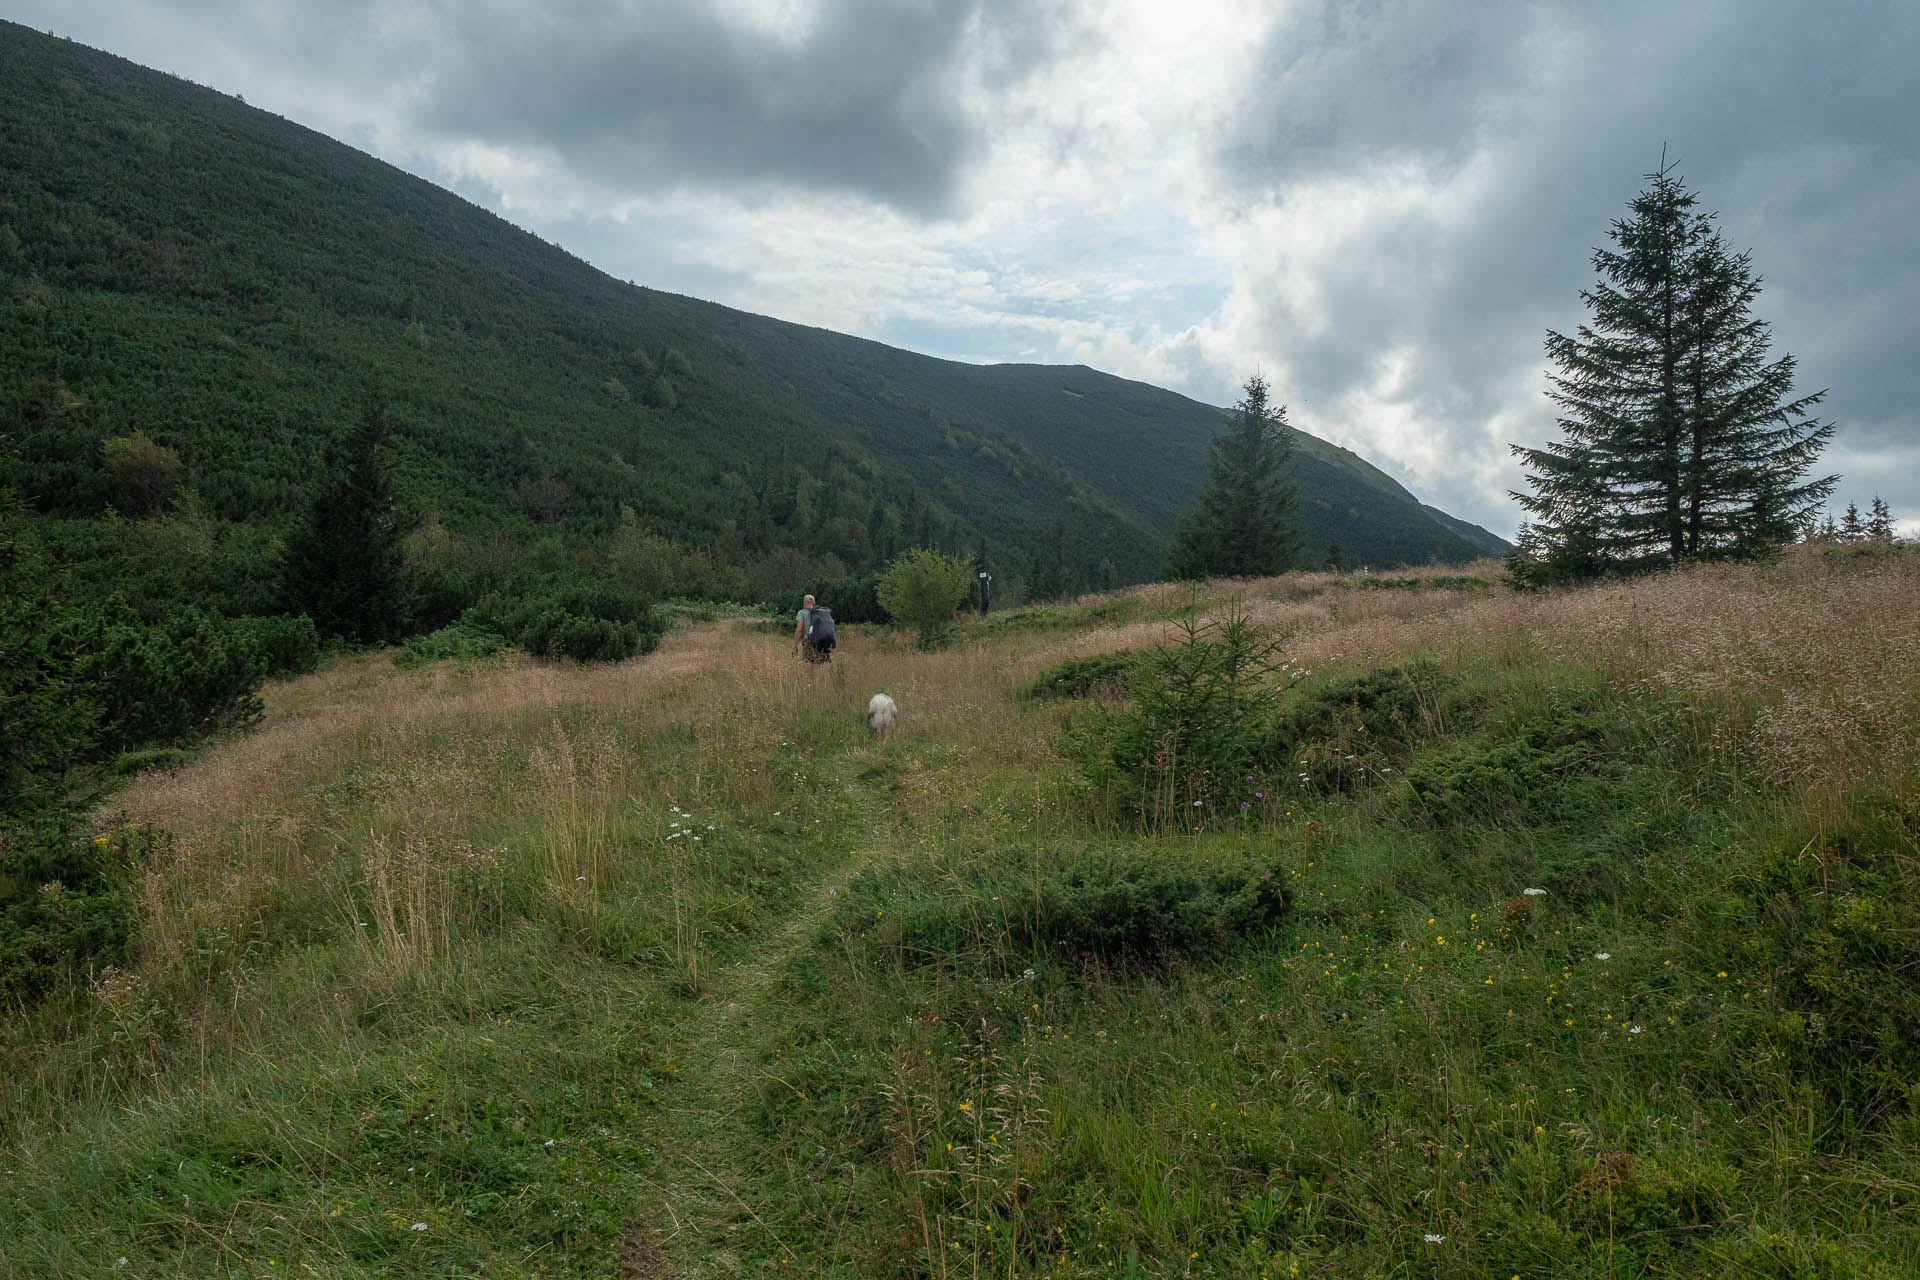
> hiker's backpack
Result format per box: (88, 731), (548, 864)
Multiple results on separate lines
(807, 605), (836, 651)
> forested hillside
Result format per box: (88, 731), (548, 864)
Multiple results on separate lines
(0, 19), (1499, 625)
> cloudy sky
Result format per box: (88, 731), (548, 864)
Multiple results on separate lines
(16, 0), (1917, 537)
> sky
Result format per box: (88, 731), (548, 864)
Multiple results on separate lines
(13, 0), (1917, 538)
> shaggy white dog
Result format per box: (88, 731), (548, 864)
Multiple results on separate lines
(866, 692), (898, 737)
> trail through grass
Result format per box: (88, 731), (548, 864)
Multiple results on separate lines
(6, 549), (1920, 1278)
(619, 755), (907, 1276)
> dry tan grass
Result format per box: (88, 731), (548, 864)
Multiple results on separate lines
(104, 547), (1920, 983)
(1010, 547), (1920, 796)
(112, 626), (720, 842)
(107, 615), (1036, 980)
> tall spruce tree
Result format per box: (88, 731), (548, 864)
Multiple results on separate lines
(284, 387), (408, 643)
(1512, 161), (1835, 579)
(1165, 375), (1300, 579)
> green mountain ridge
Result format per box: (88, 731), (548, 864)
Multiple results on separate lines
(0, 21), (1503, 620)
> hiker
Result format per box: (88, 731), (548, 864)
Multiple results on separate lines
(794, 594), (836, 663)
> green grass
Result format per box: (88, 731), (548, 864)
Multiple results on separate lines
(4, 550), (1919, 1277)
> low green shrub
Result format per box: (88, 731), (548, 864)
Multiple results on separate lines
(1019, 650), (1137, 701)
(463, 584), (665, 663)
(393, 617), (509, 668)
(829, 844), (1290, 969)
(875, 548), (973, 647)
(84, 605), (267, 751)
(1267, 659), (1459, 791)
(231, 614), (320, 678)
(111, 747), (193, 775)
(973, 593), (1146, 638)
(1725, 1226), (1906, 1280)
(1399, 707), (1619, 825)
(0, 812), (138, 1003)
(1744, 792), (1920, 1120)
(1565, 1151), (1737, 1241)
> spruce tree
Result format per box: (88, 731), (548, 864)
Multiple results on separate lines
(1867, 496), (1895, 542)
(1512, 161), (1834, 578)
(284, 387), (408, 643)
(1166, 375), (1300, 579)
(1839, 503), (1866, 542)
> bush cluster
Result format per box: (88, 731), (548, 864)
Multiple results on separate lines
(3, 490), (287, 847)
(464, 583), (666, 663)
(803, 573), (883, 625)
(830, 845), (1290, 969)
(0, 812), (138, 1003)
(1399, 707), (1618, 825)
(875, 548), (974, 647)
(232, 613), (321, 679)
(4, 598), (274, 815)
(84, 606), (267, 752)
(1269, 660), (1457, 791)
(393, 617), (510, 669)
(1018, 650), (1137, 701)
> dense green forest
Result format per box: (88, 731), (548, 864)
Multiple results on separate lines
(0, 20), (1500, 626)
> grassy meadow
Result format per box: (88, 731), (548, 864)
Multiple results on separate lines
(4, 547), (1919, 1278)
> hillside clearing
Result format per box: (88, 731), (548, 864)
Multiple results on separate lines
(3, 548), (1917, 1277)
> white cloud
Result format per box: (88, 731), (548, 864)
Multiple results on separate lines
(9, 0), (1915, 539)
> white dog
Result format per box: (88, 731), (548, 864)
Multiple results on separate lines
(866, 692), (898, 737)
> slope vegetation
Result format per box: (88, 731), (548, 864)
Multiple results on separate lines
(2, 544), (1916, 1277)
(1, 21), (1499, 622)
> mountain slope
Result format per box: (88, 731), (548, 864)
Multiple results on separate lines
(0, 21), (1503, 615)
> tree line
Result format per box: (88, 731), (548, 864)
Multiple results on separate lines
(1169, 160), (1877, 591)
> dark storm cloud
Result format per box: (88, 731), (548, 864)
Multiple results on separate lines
(1215, 0), (1920, 529)
(411, 0), (1068, 217)
(1219, 0), (1548, 189)
(15, 0), (1075, 217)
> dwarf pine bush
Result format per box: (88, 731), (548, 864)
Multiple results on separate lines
(1017, 650), (1137, 701)
(831, 844), (1290, 970)
(462, 583), (665, 663)
(0, 813), (138, 1002)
